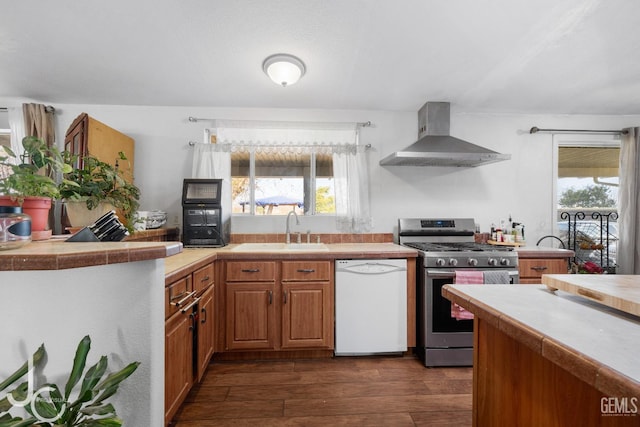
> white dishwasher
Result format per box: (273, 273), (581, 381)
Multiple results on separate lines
(335, 259), (407, 355)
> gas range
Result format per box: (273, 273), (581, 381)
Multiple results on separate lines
(398, 218), (518, 269)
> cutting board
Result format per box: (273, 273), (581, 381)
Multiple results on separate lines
(542, 274), (640, 317)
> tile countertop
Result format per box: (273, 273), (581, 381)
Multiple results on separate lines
(442, 283), (640, 398)
(164, 243), (418, 277)
(0, 239), (183, 271)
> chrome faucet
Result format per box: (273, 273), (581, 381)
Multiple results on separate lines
(285, 210), (300, 244)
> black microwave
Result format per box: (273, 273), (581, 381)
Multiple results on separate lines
(182, 179), (222, 205)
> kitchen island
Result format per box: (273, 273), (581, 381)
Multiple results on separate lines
(0, 240), (182, 426)
(442, 276), (640, 426)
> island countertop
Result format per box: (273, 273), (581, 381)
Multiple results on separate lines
(0, 239), (183, 271)
(442, 283), (640, 398)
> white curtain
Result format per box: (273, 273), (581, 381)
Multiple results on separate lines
(7, 106), (25, 158)
(192, 120), (371, 233)
(617, 127), (640, 274)
(192, 137), (232, 241)
(333, 144), (372, 233)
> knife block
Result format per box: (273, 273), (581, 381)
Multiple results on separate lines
(66, 226), (100, 242)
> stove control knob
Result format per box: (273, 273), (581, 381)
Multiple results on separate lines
(488, 258), (498, 266)
(500, 258), (511, 266)
(448, 258), (458, 267)
(467, 258), (478, 266)
(436, 258), (446, 267)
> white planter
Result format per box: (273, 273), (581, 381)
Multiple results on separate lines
(65, 201), (115, 227)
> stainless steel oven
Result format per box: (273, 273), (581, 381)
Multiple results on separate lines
(398, 218), (519, 367)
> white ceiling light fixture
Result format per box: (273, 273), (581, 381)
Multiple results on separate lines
(262, 53), (306, 87)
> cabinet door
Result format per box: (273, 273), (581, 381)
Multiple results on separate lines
(281, 281), (333, 349)
(519, 258), (569, 284)
(225, 282), (276, 350)
(193, 263), (214, 295)
(165, 309), (194, 425)
(197, 285), (215, 382)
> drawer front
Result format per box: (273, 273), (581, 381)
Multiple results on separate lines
(519, 258), (568, 279)
(281, 261), (331, 281)
(193, 263), (214, 294)
(226, 261), (276, 281)
(165, 276), (193, 318)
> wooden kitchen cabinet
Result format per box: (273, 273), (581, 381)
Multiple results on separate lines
(197, 285), (215, 382)
(281, 261), (333, 349)
(519, 258), (569, 284)
(222, 259), (334, 353)
(224, 261), (277, 351)
(164, 304), (194, 425)
(64, 113), (135, 183)
(164, 260), (215, 426)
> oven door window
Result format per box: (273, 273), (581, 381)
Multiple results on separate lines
(431, 277), (473, 333)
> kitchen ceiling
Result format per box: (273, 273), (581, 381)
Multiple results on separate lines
(2, 0), (640, 115)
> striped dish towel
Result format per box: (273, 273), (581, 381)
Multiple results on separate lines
(451, 271), (484, 320)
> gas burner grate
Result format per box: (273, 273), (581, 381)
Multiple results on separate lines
(403, 242), (513, 252)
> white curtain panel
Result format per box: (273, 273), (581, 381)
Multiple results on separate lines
(191, 139), (232, 240)
(7, 106), (25, 158)
(617, 127), (640, 274)
(333, 145), (372, 233)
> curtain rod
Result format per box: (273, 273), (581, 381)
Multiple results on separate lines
(529, 126), (628, 135)
(188, 116), (372, 128)
(187, 141), (372, 148)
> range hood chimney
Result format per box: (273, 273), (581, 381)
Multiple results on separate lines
(379, 102), (511, 167)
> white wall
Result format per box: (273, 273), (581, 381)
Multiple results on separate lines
(0, 260), (165, 426)
(2, 97), (639, 245)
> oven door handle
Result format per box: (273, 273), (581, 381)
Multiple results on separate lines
(425, 269), (519, 279)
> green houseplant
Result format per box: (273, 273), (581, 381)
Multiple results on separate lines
(0, 136), (72, 237)
(60, 152), (140, 233)
(0, 335), (139, 426)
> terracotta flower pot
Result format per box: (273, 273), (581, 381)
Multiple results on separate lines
(0, 195), (52, 240)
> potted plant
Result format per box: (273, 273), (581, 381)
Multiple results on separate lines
(0, 136), (71, 239)
(59, 151), (140, 233)
(0, 335), (139, 426)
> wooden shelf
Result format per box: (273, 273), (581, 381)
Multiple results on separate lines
(487, 240), (525, 247)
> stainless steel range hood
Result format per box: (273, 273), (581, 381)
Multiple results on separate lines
(379, 102), (511, 167)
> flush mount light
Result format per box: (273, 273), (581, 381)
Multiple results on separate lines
(262, 53), (306, 87)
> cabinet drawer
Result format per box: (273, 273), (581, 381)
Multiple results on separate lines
(519, 258), (568, 279)
(281, 261), (331, 281)
(193, 263), (214, 294)
(226, 261), (276, 281)
(165, 276), (193, 318)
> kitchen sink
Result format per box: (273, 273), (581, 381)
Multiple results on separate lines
(231, 242), (329, 252)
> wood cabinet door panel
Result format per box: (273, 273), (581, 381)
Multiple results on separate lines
(281, 261), (331, 281)
(225, 282), (276, 350)
(193, 263), (214, 295)
(281, 282), (333, 349)
(165, 276), (192, 319)
(519, 259), (568, 280)
(197, 285), (214, 381)
(226, 261), (276, 281)
(165, 310), (194, 425)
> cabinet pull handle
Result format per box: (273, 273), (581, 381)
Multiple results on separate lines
(297, 269), (315, 273)
(180, 296), (199, 314)
(268, 290), (273, 305)
(189, 313), (196, 331)
(283, 290), (288, 304)
(201, 275), (210, 282)
(531, 266), (548, 272)
(242, 269), (261, 273)
(172, 291), (196, 307)
(201, 307), (207, 324)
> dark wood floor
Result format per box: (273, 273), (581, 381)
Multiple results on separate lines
(172, 355), (472, 426)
